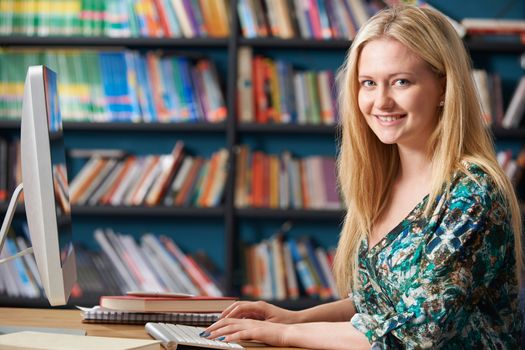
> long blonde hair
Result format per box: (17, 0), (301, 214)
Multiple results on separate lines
(333, 5), (523, 295)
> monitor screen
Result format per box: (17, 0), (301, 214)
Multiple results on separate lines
(43, 68), (74, 268)
(20, 65), (76, 305)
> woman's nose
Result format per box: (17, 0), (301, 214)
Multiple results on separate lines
(375, 87), (394, 110)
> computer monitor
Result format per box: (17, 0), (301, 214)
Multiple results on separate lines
(0, 65), (76, 306)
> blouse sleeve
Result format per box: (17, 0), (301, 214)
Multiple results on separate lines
(351, 182), (512, 349)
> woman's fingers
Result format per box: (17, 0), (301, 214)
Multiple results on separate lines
(205, 318), (287, 346)
(222, 301), (268, 319)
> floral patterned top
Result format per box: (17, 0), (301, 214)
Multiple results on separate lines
(350, 164), (522, 349)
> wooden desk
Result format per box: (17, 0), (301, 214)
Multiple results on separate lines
(0, 308), (300, 349)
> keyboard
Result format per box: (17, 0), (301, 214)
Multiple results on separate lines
(145, 322), (245, 350)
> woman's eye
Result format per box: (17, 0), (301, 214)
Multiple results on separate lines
(394, 79), (410, 86)
(361, 80), (375, 87)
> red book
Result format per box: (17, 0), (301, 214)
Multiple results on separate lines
(100, 295), (236, 313)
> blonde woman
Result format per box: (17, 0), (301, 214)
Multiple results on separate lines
(204, 6), (523, 349)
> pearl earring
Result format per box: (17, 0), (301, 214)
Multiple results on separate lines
(439, 100), (445, 107)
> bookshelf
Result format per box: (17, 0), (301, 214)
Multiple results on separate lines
(0, 0), (524, 308)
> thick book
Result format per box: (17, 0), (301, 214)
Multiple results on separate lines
(100, 295), (236, 313)
(79, 306), (220, 326)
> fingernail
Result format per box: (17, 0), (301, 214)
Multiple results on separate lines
(199, 331), (210, 337)
(216, 336), (226, 341)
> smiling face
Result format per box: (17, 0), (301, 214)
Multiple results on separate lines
(357, 38), (444, 150)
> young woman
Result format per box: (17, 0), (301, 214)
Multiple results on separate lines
(203, 6), (523, 349)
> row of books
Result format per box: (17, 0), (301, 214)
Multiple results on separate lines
(0, 49), (227, 123)
(238, 0), (381, 40)
(0, 229), (126, 300)
(237, 47), (339, 125)
(69, 142), (229, 208)
(94, 228), (224, 297)
(242, 234), (337, 301)
(234, 145), (342, 210)
(0, 226), (224, 301)
(0, 0), (230, 38)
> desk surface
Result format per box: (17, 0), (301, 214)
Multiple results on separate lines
(0, 308), (301, 350)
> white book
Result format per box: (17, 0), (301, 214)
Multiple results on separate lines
(502, 76), (525, 128)
(140, 243), (181, 292)
(94, 229), (138, 291)
(142, 234), (200, 295)
(145, 141), (184, 206)
(119, 234), (166, 292)
(346, 0), (370, 28)
(294, 0), (312, 38)
(88, 161), (124, 206)
(131, 155), (162, 206)
(293, 73), (308, 124)
(110, 157), (142, 206)
(472, 69), (492, 125)
(124, 156), (156, 206)
(333, 0), (356, 39)
(170, 0), (195, 38)
(161, 236), (222, 297)
(164, 156), (194, 206)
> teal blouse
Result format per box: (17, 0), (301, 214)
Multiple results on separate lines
(350, 164), (522, 349)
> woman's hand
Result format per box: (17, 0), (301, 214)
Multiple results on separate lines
(203, 317), (290, 347)
(220, 300), (299, 324)
(203, 318), (372, 350)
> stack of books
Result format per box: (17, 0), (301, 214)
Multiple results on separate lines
(80, 293), (236, 326)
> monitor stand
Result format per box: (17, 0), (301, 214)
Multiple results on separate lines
(0, 184), (33, 264)
(0, 183), (86, 336)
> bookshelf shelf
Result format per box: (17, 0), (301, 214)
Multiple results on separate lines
(0, 203), (225, 218)
(236, 208), (345, 220)
(237, 123), (336, 134)
(238, 38), (351, 50)
(0, 120), (227, 132)
(71, 205), (226, 217)
(0, 36), (229, 49)
(465, 38), (525, 53)
(491, 127), (525, 139)
(241, 37), (525, 53)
